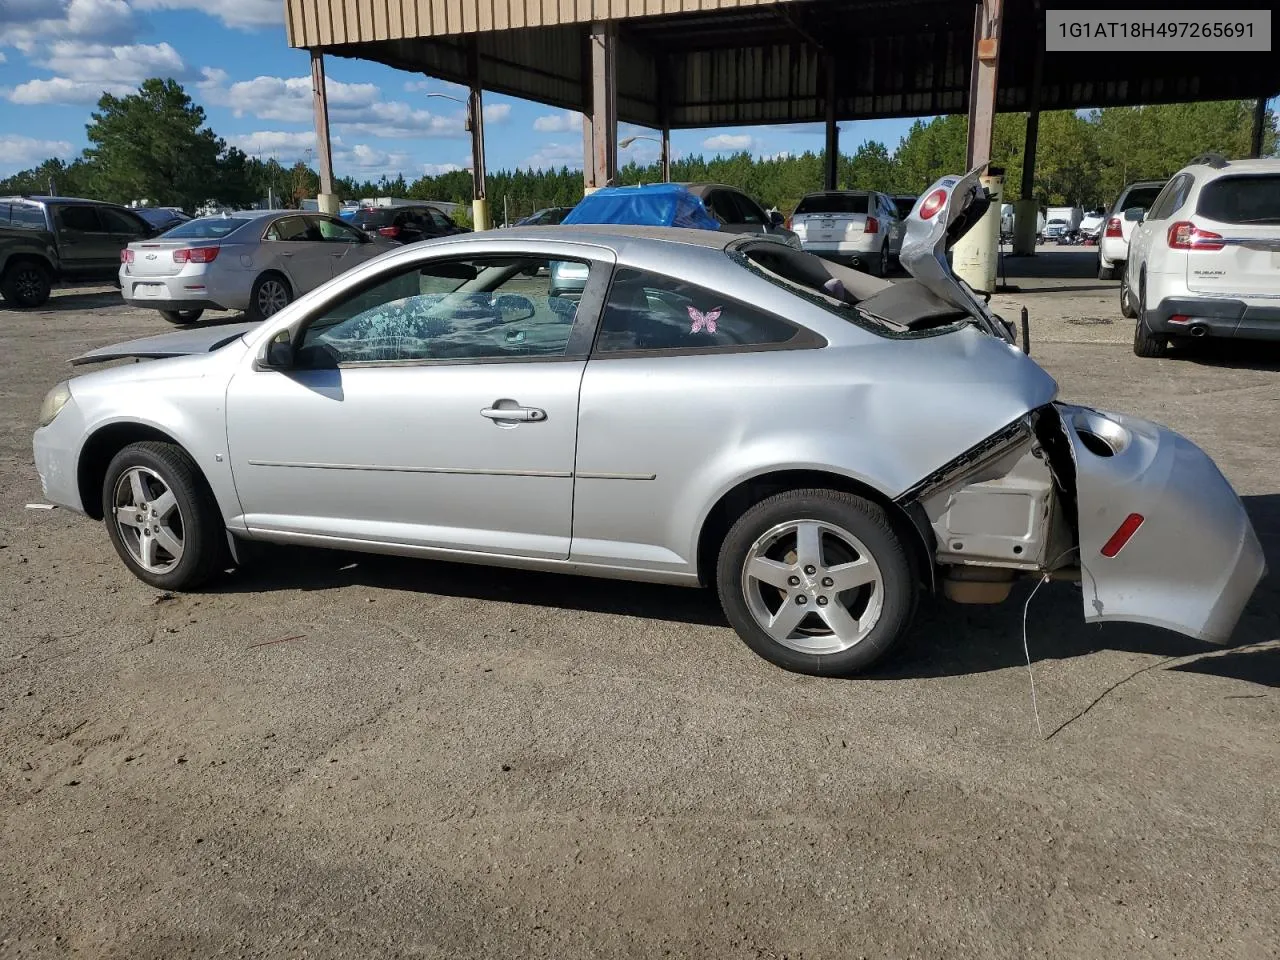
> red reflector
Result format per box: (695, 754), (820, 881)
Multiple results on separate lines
(1100, 513), (1145, 558)
(1104, 217), (1122, 238)
(120, 248), (134, 263)
(377, 225), (401, 238)
(173, 246), (220, 264)
(1168, 314), (1191, 325)
(918, 188), (947, 221)
(865, 216), (879, 234)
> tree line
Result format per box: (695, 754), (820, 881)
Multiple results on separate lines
(1, 78), (1272, 222)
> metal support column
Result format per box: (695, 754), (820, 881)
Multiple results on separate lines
(466, 39), (489, 230)
(584, 21), (617, 192)
(823, 56), (838, 190)
(1251, 96), (1267, 158)
(658, 58), (672, 183)
(1013, 13), (1042, 256)
(309, 49), (337, 214)
(965, 0), (1004, 170)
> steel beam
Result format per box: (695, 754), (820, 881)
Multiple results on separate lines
(824, 56), (838, 190)
(1251, 96), (1267, 158)
(965, 0), (1004, 170)
(584, 21), (618, 191)
(466, 38), (489, 229)
(309, 49), (336, 209)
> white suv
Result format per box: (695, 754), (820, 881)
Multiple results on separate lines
(1125, 155), (1280, 357)
(1097, 179), (1165, 285)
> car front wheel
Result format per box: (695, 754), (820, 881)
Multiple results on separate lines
(716, 489), (917, 676)
(102, 441), (226, 590)
(1, 259), (52, 307)
(1132, 275), (1167, 358)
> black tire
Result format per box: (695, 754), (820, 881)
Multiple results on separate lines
(247, 272), (292, 322)
(1132, 274), (1167, 358)
(716, 489), (917, 676)
(1097, 261), (1116, 280)
(1119, 268), (1137, 319)
(876, 242), (889, 278)
(1, 259), (52, 307)
(160, 309), (204, 325)
(102, 441), (226, 591)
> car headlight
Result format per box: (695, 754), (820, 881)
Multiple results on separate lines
(38, 381), (71, 428)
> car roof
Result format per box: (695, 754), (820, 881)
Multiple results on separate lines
(1184, 157), (1280, 176)
(0, 195), (125, 207)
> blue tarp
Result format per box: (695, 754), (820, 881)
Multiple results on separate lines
(562, 183), (720, 231)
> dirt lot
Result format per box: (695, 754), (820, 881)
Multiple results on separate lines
(2, 250), (1277, 959)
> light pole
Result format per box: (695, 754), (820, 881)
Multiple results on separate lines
(426, 91), (488, 229)
(620, 134), (670, 182)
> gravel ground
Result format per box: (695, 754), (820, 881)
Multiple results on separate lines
(1, 250), (1277, 959)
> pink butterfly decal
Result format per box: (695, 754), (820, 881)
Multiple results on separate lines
(688, 305), (722, 334)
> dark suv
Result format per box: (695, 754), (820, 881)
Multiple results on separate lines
(1, 196), (154, 307)
(349, 204), (468, 243)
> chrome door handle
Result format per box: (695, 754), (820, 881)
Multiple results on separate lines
(481, 405), (546, 422)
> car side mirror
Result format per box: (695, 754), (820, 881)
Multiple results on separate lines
(768, 211), (785, 228)
(264, 337), (294, 369)
(1123, 206), (1145, 222)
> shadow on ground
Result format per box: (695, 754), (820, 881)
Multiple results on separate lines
(211, 496), (1279, 686)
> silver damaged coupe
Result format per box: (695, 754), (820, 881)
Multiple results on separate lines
(35, 168), (1265, 676)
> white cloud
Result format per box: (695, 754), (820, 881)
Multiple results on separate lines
(197, 66), (228, 89)
(229, 130), (318, 160)
(533, 111), (582, 133)
(523, 142), (582, 171)
(0, 0), (135, 51)
(422, 162), (463, 176)
(336, 143), (414, 174)
(133, 0), (281, 29)
(0, 134), (75, 172)
(5, 40), (189, 105)
(204, 73), (510, 139)
(0, 53), (6, 63)
(703, 133), (757, 152)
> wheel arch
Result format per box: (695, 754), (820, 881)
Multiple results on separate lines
(694, 468), (935, 591)
(77, 422), (196, 520)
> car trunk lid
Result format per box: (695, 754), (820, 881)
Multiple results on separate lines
(1183, 174), (1280, 298)
(125, 239), (210, 278)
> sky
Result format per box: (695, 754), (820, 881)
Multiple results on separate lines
(0, 0), (919, 182)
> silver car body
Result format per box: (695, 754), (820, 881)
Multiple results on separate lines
(38, 169), (1264, 646)
(791, 190), (905, 271)
(119, 210), (394, 315)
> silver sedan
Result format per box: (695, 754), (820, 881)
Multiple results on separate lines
(37, 169), (1264, 676)
(119, 210), (396, 325)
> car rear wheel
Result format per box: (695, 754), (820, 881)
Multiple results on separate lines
(1132, 274), (1167, 358)
(102, 441), (225, 590)
(248, 272), (292, 321)
(877, 241), (889, 277)
(1119, 269), (1137, 319)
(160, 309), (204, 325)
(1, 259), (52, 308)
(716, 489), (917, 676)
(1097, 259), (1116, 281)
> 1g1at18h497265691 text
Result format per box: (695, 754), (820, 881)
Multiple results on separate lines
(1045, 9), (1271, 52)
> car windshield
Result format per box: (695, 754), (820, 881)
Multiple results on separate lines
(1119, 185), (1163, 213)
(163, 217), (252, 239)
(1048, 219), (1065, 225)
(794, 193), (870, 215)
(1197, 174), (1280, 224)
(352, 209), (396, 228)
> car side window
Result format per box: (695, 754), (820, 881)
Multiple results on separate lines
(730, 191), (766, 226)
(594, 267), (805, 354)
(296, 256), (588, 365)
(3, 202), (46, 230)
(704, 191), (740, 224)
(265, 216), (310, 241)
(315, 217), (365, 242)
(1148, 175), (1192, 221)
(428, 208), (453, 229)
(99, 208), (147, 235)
(56, 205), (101, 232)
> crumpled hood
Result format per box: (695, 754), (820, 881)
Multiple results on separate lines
(70, 321), (261, 366)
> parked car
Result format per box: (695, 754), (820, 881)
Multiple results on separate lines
(1042, 217), (1069, 241)
(119, 210), (397, 324)
(682, 183), (800, 247)
(1124, 154), (1280, 357)
(516, 206), (573, 227)
(789, 190), (905, 275)
(350, 204), (468, 243)
(1097, 179), (1166, 283)
(134, 207), (191, 235)
(1, 196), (154, 307)
(34, 167), (1263, 678)
(1078, 210), (1105, 239)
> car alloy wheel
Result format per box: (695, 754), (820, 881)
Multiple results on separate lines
(112, 466), (185, 573)
(741, 519), (884, 655)
(257, 278), (290, 316)
(14, 267), (44, 301)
